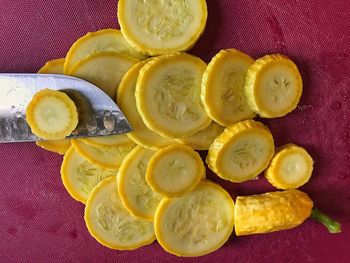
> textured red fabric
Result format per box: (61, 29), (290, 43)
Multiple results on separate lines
(0, 0), (349, 262)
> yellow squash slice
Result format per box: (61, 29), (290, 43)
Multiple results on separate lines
(207, 120), (275, 183)
(71, 139), (136, 170)
(26, 89), (78, 140)
(154, 180), (235, 257)
(265, 144), (314, 190)
(146, 144), (204, 197)
(175, 122), (224, 151)
(64, 28), (146, 74)
(38, 58), (65, 74)
(117, 61), (176, 149)
(244, 54), (303, 118)
(202, 49), (256, 126)
(118, 146), (162, 221)
(68, 51), (139, 98)
(85, 177), (155, 250)
(136, 52), (211, 138)
(61, 147), (117, 203)
(234, 190), (313, 236)
(118, 0), (208, 55)
(80, 134), (133, 147)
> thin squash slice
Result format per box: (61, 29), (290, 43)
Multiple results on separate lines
(71, 139), (136, 170)
(64, 29), (146, 74)
(85, 177), (155, 250)
(26, 89), (78, 140)
(244, 54), (303, 118)
(175, 122), (224, 151)
(80, 134), (133, 147)
(234, 190), (313, 236)
(38, 58), (65, 74)
(61, 147), (117, 204)
(146, 144), (204, 197)
(136, 52), (211, 138)
(207, 120), (275, 183)
(117, 61), (176, 149)
(118, 0), (208, 55)
(264, 144), (314, 190)
(201, 49), (255, 126)
(118, 146), (162, 221)
(68, 51), (139, 98)
(154, 180), (235, 257)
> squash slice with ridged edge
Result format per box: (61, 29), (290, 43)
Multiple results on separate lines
(61, 147), (118, 204)
(118, 146), (162, 221)
(264, 144), (314, 190)
(154, 180), (235, 257)
(146, 144), (204, 197)
(26, 89), (78, 140)
(64, 29), (147, 74)
(38, 58), (65, 74)
(68, 51), (139, 98)
(244, 54), (303, 118)
(175, 122), (224, 151)
(84, 177), (155, 250)
(80, 134), (133, 147)
(207, 120), (275, 183)
(71, 139), (136, 170)
(201, 49), (255, 126)
(117, 61), (176, 149)
(118, 0), (208, 56)
(136, 52), (211, 138)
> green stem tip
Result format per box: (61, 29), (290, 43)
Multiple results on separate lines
(311, 208), (342, 234)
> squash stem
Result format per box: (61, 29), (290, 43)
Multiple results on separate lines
(311, 208), (341, 234)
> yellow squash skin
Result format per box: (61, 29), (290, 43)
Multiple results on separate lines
(234, 189), (313, 236)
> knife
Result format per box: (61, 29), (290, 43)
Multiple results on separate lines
(0, 74), (131, 143)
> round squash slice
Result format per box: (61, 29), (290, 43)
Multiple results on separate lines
(61, 147), (117, 203)
(80, 134), (133, 147)
(201, 49), (255, 126)
(207, 120), (275, 183)
(117, 61), (175, 149)
(68, 51), (139, 98)
(26, 89), (78, 140)
(118, 146), (162, 221)
(136, 52), (211, 138)
(64, 28), (147, 74)
(118, 0), (208, 55)
(38, 58), (65, 74)
(85, 177), (155, 250)
(154, 180), (235, 257)
(146, 144), (204, 197)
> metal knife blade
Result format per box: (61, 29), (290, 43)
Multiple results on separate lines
(0, 74), (131, 143)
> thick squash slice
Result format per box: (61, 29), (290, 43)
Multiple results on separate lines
(84, 177), (155, 250)
(26, 89), (78, 140)
(207, 120), (275, 183)
(117, 61), (175, 149)
(80, 134), (133, 147)
(68, 51), (139, 98)
(38, 58), (65, 74)
(154, 180), (235, 257)
(136, 52), (211, 138)
(118, 0), (208, 55)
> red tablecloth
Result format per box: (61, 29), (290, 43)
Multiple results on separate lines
(0, 0), (349, 262)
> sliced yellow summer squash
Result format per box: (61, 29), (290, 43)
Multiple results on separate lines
(118, 146), (162, 221)
(26, 89), (78, 140)
(61, 147), (117, 204)
(201, 49), (256, 126)
(68, 51), (139, 98)
(207, 120), (275, 183)
(264, 143), (314, 190)
(117, 61), (176, 149)
(154, 180), (235, 257)
(118, 0), (208, 55)
(175, 122), (224, 151)
(136, 52), (211, 138)
(64, 28), (146, 74)
(84, 177), (155, 250)
(234, 189), (313, 236)
(80, 134), (133, 147)
(38, 58), (65, 74)
(71, 139), (136, 170)
(146, 144), (205, 197)
(244, 54), (303, 118)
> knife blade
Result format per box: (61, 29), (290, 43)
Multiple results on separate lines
(0, 74), (131, 143)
